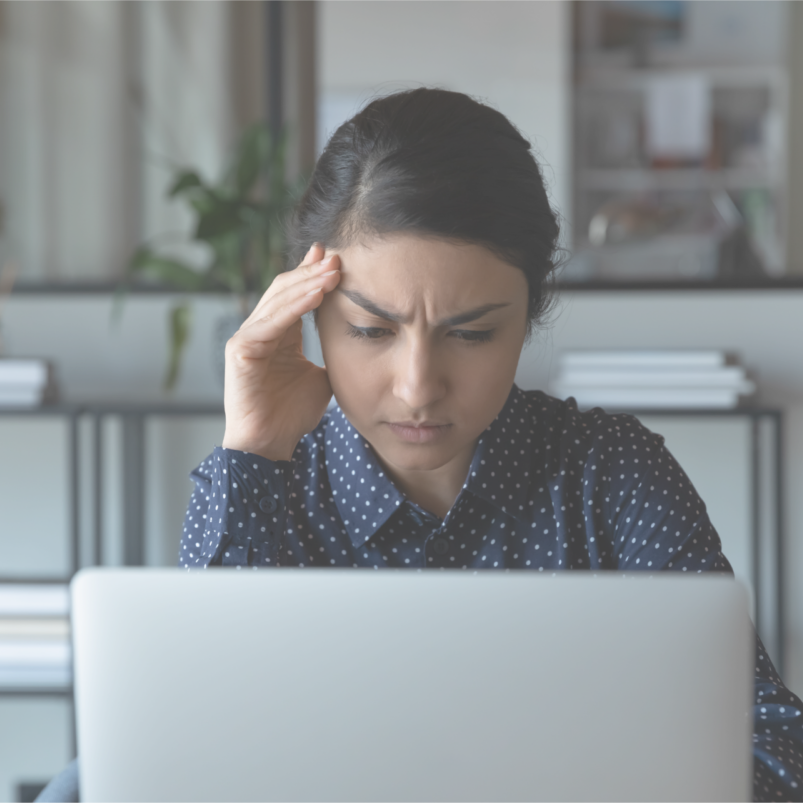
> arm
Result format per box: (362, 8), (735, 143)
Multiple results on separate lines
(752, 633), (803, 801)
(602, 415), (803, 801)
(179, 447), (291, 569)
(179, 244), (339, 568)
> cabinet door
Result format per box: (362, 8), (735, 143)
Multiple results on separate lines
(0, 697), (73, 802)
(0, 417), (71, 578)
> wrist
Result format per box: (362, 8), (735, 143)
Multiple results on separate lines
(221, 432), (297, 462)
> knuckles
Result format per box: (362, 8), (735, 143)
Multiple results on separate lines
(270, 270), (293, 288)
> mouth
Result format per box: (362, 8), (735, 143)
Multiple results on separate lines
(385, 421), (452, 444)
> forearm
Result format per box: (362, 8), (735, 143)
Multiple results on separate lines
(179, 447), (291, 568)
(751, 633), (803, 801)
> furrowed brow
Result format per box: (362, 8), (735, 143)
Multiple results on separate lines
(439, 303), (511, 327)
(339, 289), (408, 323)
(339, 290), (510, 327)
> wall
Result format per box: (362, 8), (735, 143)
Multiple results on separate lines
(0, 1), (266, 283)
(316, 0), (572, 240)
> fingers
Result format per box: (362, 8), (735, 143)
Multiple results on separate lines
(249, 253), (340, 325)
(248, 245), (340, 323)
(299, 242), (325, 268)
(235, 268), (341, 350)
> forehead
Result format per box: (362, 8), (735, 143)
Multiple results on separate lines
(331, 233), (526, 300)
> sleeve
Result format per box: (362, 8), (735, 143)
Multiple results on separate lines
(753, 634), (803, 801)
(179, 446), (292, 569)
(601, 414), (803, 801)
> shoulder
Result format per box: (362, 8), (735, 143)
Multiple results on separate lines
(515, 387), (666, 465)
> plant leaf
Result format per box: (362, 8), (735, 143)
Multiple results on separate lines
(164, 301), (192, 392)
(127, 247), (207, 290)
(195, 202), (244, 241)
(229, 123), (272, 198)
(168, 170), (205, 198)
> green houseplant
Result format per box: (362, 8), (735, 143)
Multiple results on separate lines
(119, 122), (309, 391)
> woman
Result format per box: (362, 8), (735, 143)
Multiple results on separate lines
(38, 88), (802, 802)
(182, 87), (803, 801)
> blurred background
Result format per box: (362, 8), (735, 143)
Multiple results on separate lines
(1, 2), (803, 799)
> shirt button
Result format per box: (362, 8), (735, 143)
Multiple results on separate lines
(259, 496), (277, 513)
(433, 538), (449, 555)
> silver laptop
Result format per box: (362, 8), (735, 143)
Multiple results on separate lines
(71, 568), (752, 802)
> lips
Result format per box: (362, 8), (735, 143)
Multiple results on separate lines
(385, 421), (452, 444)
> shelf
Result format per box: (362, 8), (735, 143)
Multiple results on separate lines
(575, 65), (787, 92)
(0, 686), (72, 697)
(0, 581), (72, 696)
(555, 277), (803, 291)
(579, 168), (776, 193)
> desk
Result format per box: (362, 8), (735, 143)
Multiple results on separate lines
(82, 404), (786, 668)
(0, 403), (786, 668)
(85, 404), (224, 568)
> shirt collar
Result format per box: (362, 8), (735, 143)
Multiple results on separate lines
(324, 384), (554, 546)
(324, 405), (405, 549)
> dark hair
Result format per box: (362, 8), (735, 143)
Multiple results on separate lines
(284, 87), (561, 335)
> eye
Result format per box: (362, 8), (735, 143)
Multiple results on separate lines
(346, 324), (393, 340)
(449, 329), (496, 343)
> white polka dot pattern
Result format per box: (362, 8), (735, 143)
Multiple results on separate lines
(179, 383), (803, 800)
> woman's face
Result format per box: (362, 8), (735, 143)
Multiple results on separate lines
(316, 233), (530, 477)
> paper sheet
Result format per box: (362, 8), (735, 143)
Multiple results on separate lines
(644, 73), (711, 160)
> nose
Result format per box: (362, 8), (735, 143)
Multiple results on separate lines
(391, 334), (447, 411)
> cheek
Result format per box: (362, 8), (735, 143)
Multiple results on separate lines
(319, 325), (387, 404)
(451, 340), (523, 407)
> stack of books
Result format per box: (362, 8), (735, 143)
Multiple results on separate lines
(550, 350), (756, 410)
(0, 584), (71, 689)
(0, 358), (55, 407)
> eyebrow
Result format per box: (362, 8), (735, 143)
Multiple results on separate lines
(338, 289), (510, 327)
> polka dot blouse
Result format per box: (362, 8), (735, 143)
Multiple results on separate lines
(181, 383), (803, 801)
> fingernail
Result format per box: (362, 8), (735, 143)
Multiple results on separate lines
(321, 255), (334, 267)
(322, 270), (339, 277)
(306, 287), (323, 296)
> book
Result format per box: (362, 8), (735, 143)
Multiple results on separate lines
(0, 585), (69, 617)
(0, 640), (70, 666)
(0, 359), (57, 406)
(555, 387), (742, 410)
(560, 351), (727, 371)
(0, 586), (72, 688)
(0, 359), (50, 387)
(0, 637), (72, 689)
(0, 666), (72, 688)
(0, 618), (70, 638)
(555, 367), (753, 391)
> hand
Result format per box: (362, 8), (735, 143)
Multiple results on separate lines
(221, 243), (341, 461)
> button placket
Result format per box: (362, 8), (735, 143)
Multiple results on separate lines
(259, 495), (278, 513)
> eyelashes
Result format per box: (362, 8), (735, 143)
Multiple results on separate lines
(450, 329), (496, 343)
(347, 325), (388, 340)
(346, 324), (496, 344)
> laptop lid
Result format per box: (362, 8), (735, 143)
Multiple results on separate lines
(71, 568), (752, 802)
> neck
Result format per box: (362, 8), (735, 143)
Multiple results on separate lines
(378, 441), (477, 520)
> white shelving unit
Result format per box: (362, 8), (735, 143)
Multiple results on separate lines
(574, 60), (789, 279)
